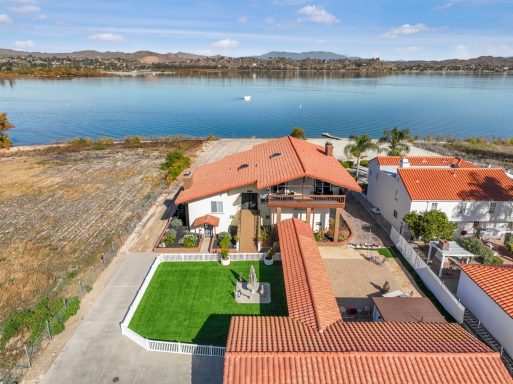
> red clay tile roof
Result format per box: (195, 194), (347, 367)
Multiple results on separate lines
(176, 136), (361, 204)
(226, 317), (490, 354)
(223, 352), (510, 384)
(376, 156), (477, 168)
(192, 214), (220, 227)
(278, 219), (342, 331)
(223, 218), (513, 384)
(397, 167), (513, 201)
(460, 264), (513, 319)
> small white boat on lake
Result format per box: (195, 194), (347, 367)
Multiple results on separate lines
(243, 96), (252, 102)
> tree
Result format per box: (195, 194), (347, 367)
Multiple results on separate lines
(378, 126), (413, 156)
(290, 127), (305, 140)
(160, 150), (191, 184)
(403, 210), (457, 245)
(343, 134), (380, 181)
(0, 112), (15, 149)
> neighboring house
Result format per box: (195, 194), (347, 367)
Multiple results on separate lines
(175, 136), (361, 251)
(457, 264), (513, 357)
(366, 156), (513, 237)
(223, 218), (512, 383)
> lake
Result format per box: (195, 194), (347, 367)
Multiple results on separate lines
(1, 73), (513, 145)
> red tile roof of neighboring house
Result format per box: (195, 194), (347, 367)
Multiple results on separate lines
(376, 156), (477, 168)
(176, 136), (361, 204)
(277, 219), (342, 331)
(223, 352), (510, 384)
(191, 214), (220, 227)
(397, 167), (513, 201)
(223, 218), (513, 384)
(460, 264), (513, 319)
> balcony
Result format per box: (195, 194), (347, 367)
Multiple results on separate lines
(267, 193), (346, 208)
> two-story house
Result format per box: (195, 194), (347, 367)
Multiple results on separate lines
(175, 136), (361, 251)
(366, 156), (513, 237)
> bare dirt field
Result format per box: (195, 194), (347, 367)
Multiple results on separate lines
(0, 140), (203, 365)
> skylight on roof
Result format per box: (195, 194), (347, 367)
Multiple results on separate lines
(238, 163), (249, 170)
(270, 152), (282, 159)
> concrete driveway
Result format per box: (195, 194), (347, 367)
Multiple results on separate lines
(41, 252), (223, 384)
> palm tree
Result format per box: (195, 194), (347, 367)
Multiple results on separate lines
(343, 134), (381, 181)
(378, 127), (413, 156)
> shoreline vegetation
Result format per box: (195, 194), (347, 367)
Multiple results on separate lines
(3, 134), (512, 169)
(1, 67), (512, 79)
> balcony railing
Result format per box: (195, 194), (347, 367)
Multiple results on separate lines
(267, 193), (346, 208)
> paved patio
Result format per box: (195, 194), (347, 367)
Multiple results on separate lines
(320, 246), (423, 311)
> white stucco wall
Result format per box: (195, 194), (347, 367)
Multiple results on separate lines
(457, 272), (513, 356)
(274, 208), (330, 232)
(367, 161), (412, 232)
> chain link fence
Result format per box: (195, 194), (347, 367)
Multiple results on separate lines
(0, 180), (168, 384)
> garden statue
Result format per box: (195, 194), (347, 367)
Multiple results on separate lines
(247, 265), (259, 294)
(383, 281), (390, 293)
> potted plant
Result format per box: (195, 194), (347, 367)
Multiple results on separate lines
(264, 248), (274, 266)
(220, 248), (230, 266)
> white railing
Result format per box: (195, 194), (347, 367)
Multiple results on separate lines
(390, 227), (465, 323)
(121, 252), (280, 356)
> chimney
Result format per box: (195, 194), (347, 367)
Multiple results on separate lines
(439, 240), (450, 251)
(183, 170), (193, 190)
(400, 157), (410, 168)
(325, 141), (333, 157)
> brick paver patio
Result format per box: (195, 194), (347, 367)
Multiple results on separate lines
(320, 247), (422, 311)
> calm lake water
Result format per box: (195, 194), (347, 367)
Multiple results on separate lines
(1, 73), (513, 145)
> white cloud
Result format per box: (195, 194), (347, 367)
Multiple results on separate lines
(211, 39), (239, 48)
(484, 44), (513, 57)
(15, 39), (35, 49)
(265, 16), (276, 24)
(0, 14), (12, 24)
(90, 33), (124, 42)
(382, 23), (430, 38)
(455, 44), (471, 59)
(237, 16), (247, 23)
(35, 13), (46, 20)
(297, 5), (339, 25)
(10, 3), (41, 14)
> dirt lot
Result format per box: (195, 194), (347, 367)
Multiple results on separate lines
(0, 140), (203, 326)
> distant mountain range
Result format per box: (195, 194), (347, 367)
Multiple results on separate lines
(0, 49), (205, 62)
(257, 51), (360, 60)
(1, 48), (512, 66)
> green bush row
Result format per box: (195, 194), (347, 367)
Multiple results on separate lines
(0, 297), (80, 350)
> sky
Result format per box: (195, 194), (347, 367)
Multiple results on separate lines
(1, 0), (513, 60)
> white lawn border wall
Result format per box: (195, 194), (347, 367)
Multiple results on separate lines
(120, 252), (280, 356)
(390, 227), (465, 323)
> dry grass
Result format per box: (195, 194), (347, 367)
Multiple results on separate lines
(0, 139), (203, 325)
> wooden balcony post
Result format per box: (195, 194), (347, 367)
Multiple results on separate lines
(277, 207), (282, 223)
(306, 208), (311, 225)
(311, 208), (315, 229)
(334, 207), (341, 243)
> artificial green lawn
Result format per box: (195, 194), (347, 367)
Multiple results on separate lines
(128, 261), (287, 346)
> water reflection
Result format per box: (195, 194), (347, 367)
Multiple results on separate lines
(0, 78), (15, 89)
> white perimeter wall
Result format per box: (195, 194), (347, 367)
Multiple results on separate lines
(457, 272), (513, 356)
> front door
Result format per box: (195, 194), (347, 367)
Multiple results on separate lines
(204, 224), (213, 237)
(241, 193), (258, 210)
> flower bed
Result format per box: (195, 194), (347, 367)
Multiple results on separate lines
(154, 217), (203, 253)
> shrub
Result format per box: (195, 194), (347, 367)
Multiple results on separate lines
(340, 161), (354, 169)
(360, 160), (369, 167)
(505, 233), (513, 253)
(218, 232), (232, 250)
(313, 231), (324, 242)
(0, 113), (15, 149)
(457, 237), (503, 265)
(161, 150), (191, 184)
(163, 230), (177, 245)
(124, 135), (142, 146)
(170, 217), (183, 228)
(66, 137), (93, 146)
(290, 127), (305, 140)
(0, 133), (13, 149)
(181, 234), (197, 248)
(91, 137), (114, 150)
(220, 248), (230, 260)
(266, 248), (275, 260)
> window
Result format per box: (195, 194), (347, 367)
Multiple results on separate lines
(489, 202), (496, 214)
(210, 201), (223, 213)
(265, 215), (270, 220)
(271, 183), (286, 194)
(460, 202), (467, 214)
(394, 190), (398, 201)
(431, 202), (438, 211)
(393, 210), (398, 218)
(314, 180), (332, 195)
